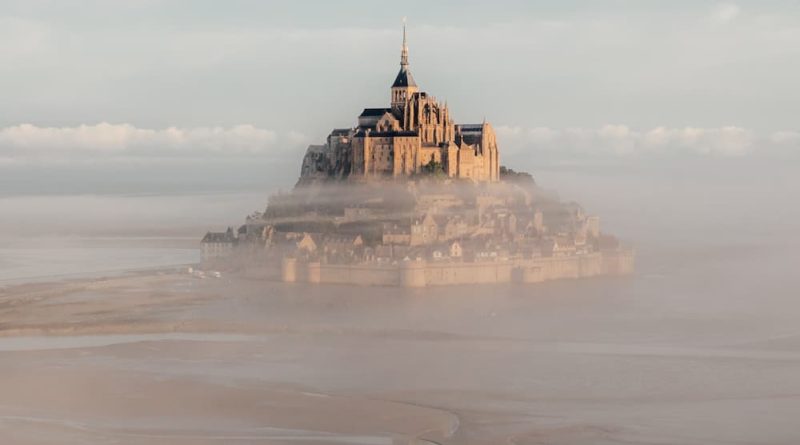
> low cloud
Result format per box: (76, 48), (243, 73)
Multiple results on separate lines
(0, 122), (796, 168)
(0, 122), (306, 164)
(496, 125), (798, 158)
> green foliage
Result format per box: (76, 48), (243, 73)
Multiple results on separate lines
(421, 159), (446, 179)
(499, 165), (535, 184)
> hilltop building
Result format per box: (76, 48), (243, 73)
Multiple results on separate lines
(200, 22), (634, 287)
(300, 25), (500, 183)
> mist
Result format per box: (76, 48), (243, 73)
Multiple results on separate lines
(3, 1), (800, 443)
(3, 153), (800, 443)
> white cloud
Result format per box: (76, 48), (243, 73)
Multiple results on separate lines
(0, 123), (291, 163)
(495, 125), (766, 157)
(0, 122), (795, 167)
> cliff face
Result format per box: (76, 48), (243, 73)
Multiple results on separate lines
(298, 135), (354, 185)
(298, 145), (329, 182)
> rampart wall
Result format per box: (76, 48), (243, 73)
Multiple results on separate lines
(280, 251), (634, 288)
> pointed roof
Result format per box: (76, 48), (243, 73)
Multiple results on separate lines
(202, 227), (237, 243)
(392, 67), (417, 88)
(392, 20), (417, 88)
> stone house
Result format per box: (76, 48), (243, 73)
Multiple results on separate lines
(321, 234), (364, 254)
(201, 227), (237, 260)
(542, 236), (577, 257)
(296, 233), (320, 254)
(382, 222), (411, 245)
(449, 240), (463, 258)
(410, 214), (439, 246)
(436, 215), (469, 242)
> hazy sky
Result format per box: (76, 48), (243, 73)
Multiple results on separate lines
(1, 0), (799, 190)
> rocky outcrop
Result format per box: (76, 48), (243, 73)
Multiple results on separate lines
(298, 144), (331, 184)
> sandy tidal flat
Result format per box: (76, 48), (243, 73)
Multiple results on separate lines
(1, 243), (800, 445)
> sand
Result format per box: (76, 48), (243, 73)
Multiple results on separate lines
(0, 273), (457, 444)
(2, 256), (800, 445)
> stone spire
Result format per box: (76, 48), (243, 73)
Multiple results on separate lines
(391, 19), (418, 112)
(392, 19), (416, 88)
(401, 18), (409, 67)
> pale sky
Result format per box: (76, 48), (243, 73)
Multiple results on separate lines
(1, 0), (799, 191)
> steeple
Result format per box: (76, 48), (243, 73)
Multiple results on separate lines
(391, 19), (418, 110)
(401, 19), (409, 68)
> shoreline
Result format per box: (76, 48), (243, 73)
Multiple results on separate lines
(0, 234), (201, 287)
(0, 262), (198, 290)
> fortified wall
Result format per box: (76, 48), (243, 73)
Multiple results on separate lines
(281, 250), (634, 288)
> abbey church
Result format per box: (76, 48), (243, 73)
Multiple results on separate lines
(300, 25), (500, 183)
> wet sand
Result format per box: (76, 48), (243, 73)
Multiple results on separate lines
(2, 240), (800, 445)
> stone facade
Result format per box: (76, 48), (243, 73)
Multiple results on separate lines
(201, 227), (237, 261)
(281, 251), (635, 288)
(300, 25), (500, 183)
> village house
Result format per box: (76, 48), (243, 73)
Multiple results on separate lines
(435, 215), (469, 242)
(201, 227), (237, 261)
(449, 240), (463, 258)
(321, 234), (364, 255)
(382, 222), (411, 245)
(410, 214), (439, 246)
(542, 236), (577, 257)
(296, 232), (320, 254)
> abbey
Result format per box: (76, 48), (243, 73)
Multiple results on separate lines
(201, 23), (635, 287)
(300, 25), (500, 183)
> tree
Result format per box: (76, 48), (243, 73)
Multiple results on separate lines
(421, 159), (446, 178)
(499, 165), (535, 184)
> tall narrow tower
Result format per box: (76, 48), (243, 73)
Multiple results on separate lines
(391, 20), (418, 113)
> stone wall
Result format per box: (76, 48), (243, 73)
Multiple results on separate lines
(280, 251), (634, 288)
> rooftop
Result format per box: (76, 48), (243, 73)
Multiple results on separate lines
(391, 66), (417, 88)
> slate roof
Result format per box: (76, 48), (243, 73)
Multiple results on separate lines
(202, 228), (236, 243)
(359, 108), (392, 117)
(391, 66), (417, 88)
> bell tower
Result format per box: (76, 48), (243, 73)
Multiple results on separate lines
(391, 21), (418, 112)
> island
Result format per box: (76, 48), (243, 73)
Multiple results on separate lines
(201, 25), (634, 287)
